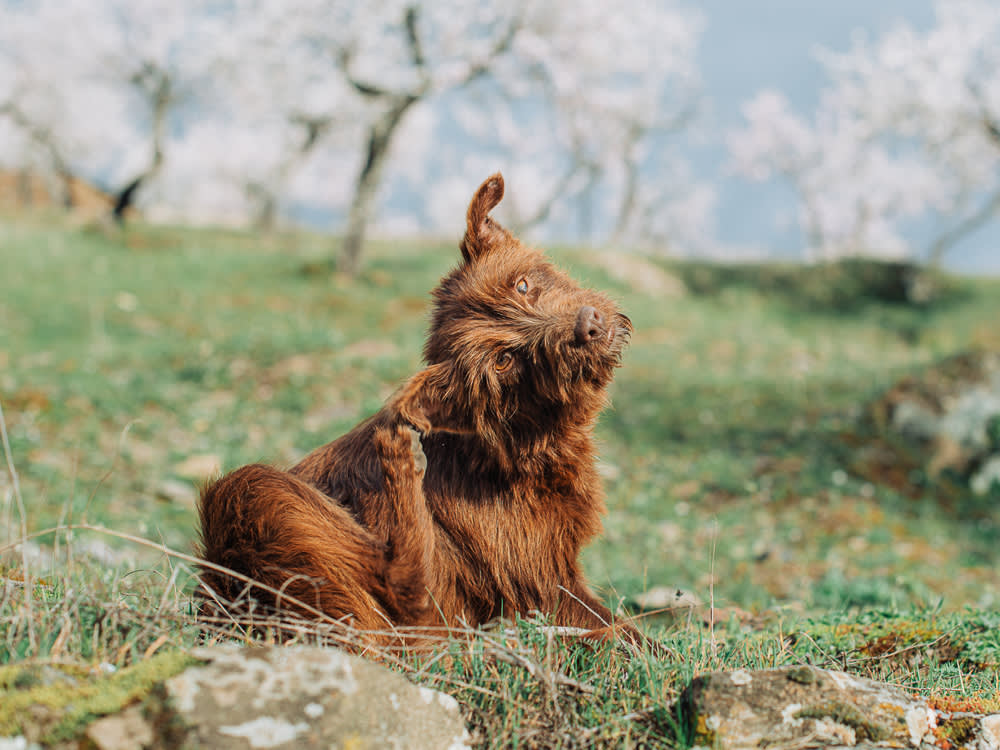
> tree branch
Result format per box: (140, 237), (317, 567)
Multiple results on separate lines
(514, 157), (591, 233)
(965, 79), (1000, 150)
(0, 98), (77, 207)
(925, 184), (1000, 267)
(459, 17), (520, 87)
(290, 113), (333, 153)
(403, 6), (425, 71)
(338, 46), (392, 98)
(982, 111), (1000, 149)
(339, 6), (431, 101)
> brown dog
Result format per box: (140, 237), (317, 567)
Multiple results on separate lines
(198, 173), (644, 647)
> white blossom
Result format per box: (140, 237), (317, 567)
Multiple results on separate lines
(730, 0), (1000, 264)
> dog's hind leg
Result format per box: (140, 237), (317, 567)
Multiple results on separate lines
(198, 463), (395, 632)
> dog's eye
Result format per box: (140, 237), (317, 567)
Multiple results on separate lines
(515, 277), (529, 294)
(494, 351), (514, 372)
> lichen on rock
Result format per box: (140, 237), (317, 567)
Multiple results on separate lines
(147, 645), (471, 750)
(682, 666), (933, 749)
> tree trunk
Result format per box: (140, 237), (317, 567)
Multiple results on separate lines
(576, 167), (601, 242)
(112, 70), (170, 225)
(611, 125), (644, 244)
(254, 195), (278, 233)
(111, 143), (164, 225)
(16, 170), (32, 206)
(925, 186), (1000, 268)
(800, 192), (825, 262)
(112, 177), (146, 224)
(56, 171), (74, 210)
(250, 115), (332, 232)
(338, 96), (417, 276)
(246, 182), (278, 232)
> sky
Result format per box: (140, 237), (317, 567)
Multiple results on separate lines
(694, 0), (999, 274)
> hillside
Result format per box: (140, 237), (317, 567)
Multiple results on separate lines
(1, 219), (999, 746)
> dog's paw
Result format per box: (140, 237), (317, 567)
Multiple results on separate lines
(374, 424), (426, 479)
(407, 426), (427, 477)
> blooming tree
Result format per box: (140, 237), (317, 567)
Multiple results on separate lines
(0, 7), (91, 208)
(232, 0), (708, 272)
(0, 0), (229, 222)
(413, 0), (708, 254)
(165, 3), (368, 231)
(729, 91), (941, 261)
(730, 0), (1000, 264)
(1, 0), (711, 266)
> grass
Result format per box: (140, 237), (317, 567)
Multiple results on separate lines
(1, 216), (999, 746)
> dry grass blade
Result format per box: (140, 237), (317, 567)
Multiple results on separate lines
(480, 633), (596, 696)
(0, 523), (356, 632)
(0, 397), (34, 652)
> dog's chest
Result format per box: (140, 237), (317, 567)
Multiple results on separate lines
(428, 478), (594, 573)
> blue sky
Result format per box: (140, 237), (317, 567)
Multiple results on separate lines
(695, 1), (999, 274)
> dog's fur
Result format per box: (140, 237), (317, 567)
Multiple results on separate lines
(198, 174), (643, 646)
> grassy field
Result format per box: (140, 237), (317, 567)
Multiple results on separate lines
(1, 217), (999, 746)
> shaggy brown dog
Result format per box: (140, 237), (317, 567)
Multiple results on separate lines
(198, 173), (645, 647)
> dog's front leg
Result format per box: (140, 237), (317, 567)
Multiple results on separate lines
(556, 576), (654, 653)
(370, 424), (436, 625)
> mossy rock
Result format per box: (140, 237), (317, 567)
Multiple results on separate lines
(0, 650), (198, 745)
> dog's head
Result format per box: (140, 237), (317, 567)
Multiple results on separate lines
(396, 174), (630, 456)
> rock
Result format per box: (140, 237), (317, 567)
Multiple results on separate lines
(865, 349), (1000, 496)
(891, 399), (942, 444)
(148, 645), (471, 750)
(625, 586), (702, 614)
(86, 705), (154, 750)
(682, 666), (935, 749)
(982, 714), (1000, 749)
(971, 456), (1000, 496)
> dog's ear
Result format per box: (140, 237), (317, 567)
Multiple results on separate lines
(393, 363), (473, 436)
(460, 173), (510, 264)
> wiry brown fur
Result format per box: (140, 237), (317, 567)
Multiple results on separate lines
(198, 173), (645, 647)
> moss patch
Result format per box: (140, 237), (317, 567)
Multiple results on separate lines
(691, 713), (717, 745)
(786, 666), (819, 685)
(794, 700), (890, 741)
(939, 716), (980, 745)
(0, 650), (198, 743)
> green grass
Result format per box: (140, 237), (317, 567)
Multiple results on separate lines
(1, 217), (999, 746)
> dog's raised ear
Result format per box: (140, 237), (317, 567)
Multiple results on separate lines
(392, 362), (474, 436)
(460, 172), (509, 264)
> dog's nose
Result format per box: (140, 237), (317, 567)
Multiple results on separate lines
(574, 305), (605, 344)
